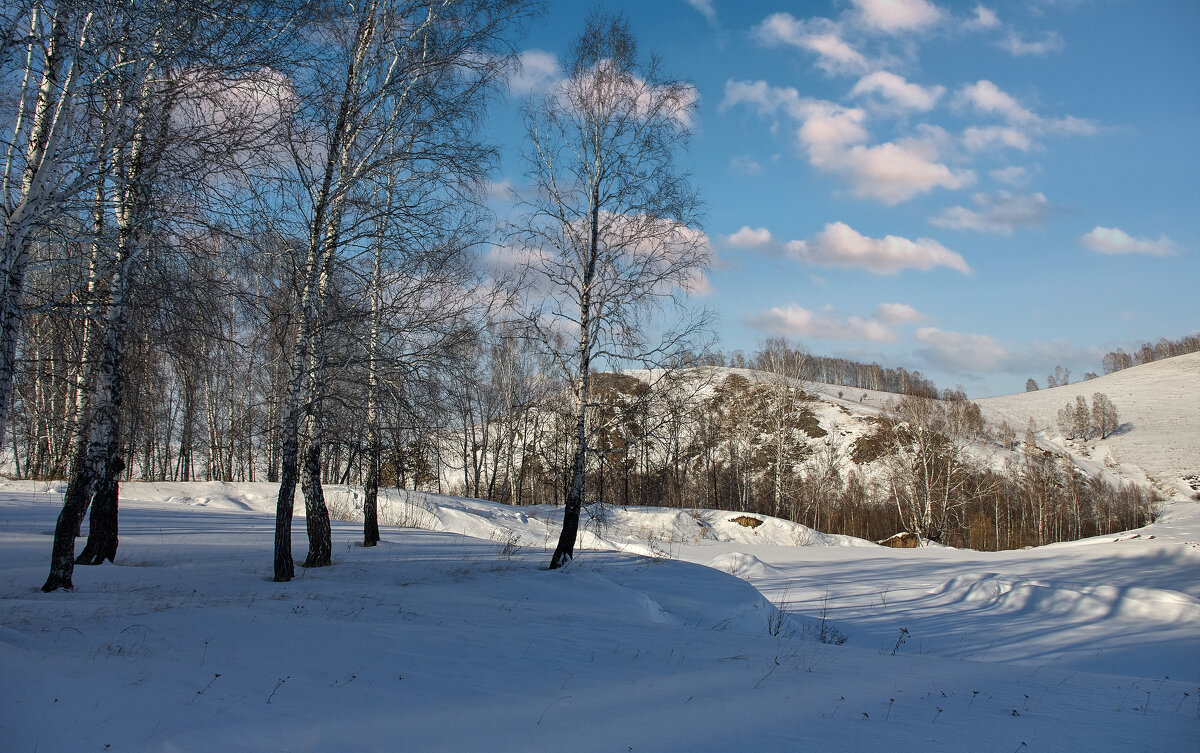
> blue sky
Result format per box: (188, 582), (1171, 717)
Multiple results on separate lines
(487, 0), (1199, 397)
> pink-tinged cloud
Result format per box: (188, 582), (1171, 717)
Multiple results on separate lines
(785, 222), (971, 274)
(724, 78), (971, 205)
(837, 142), (975, 204)
(745, 304), (897, 342)
(956, 80), (1097, 151)
(956, 80), (1036, 123)
(874, 303), (926, 324)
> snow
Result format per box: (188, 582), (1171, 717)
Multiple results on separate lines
(2, 356), (1197, 751)
(3, 479), (1198, 752)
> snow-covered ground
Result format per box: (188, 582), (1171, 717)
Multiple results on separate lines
(2, 479), (1197, 752)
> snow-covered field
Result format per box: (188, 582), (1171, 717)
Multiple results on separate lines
(2, 479), (1197, 752)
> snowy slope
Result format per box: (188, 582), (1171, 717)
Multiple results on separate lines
(789, 353), (1199, 500)
(975, 352), (1200, 500)
(2, 480), (1197, 752)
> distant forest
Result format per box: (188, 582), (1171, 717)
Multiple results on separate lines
(698, 346), (940, 399)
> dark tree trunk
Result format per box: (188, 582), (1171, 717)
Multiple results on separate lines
(76, 456), (123, 565)
(550, 439), (586, 569)
(550, 385), (588, 569)
(301, 440), (332, 567)
(274, 430), (298, 582)
(41, 442), (94, 591)
(363, 444), (380, 546)
(77, 328), (129, 566)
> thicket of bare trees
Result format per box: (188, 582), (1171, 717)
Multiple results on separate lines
(10, 0), (318, 591)
(244, 0), (531, 581)
(699, 348), (940, 398)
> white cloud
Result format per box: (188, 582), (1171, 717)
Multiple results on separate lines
(956, 80), (1036, 123)
(745, 304), (898, 342)
(931, 192), (1050, 234)
(724, 79), (971, 205)
(1044, 114), (1097, 136)
(837, 141), (975, 204)
(915, 327), (1010, 372)
(998, 31), (1065, 57)
(729, 155), (763, 175)
(1080, 227), (1178, 257)
(989, 166), (1031, 186)
(482, 243), (554, 278)
(681, 267), (715, 296)
(850, 0), (942, 34)
(962, 125), (1033, 152)
(724, 222), (968, 274)
(485, 178), (516, 201)
(964, 5), (1000, 31)
(795, 101), (871, 155)
(784, 221), (970, 274)
(874, 303), (926, 323)
(554, 63), (699, 128)
(722, 226), (775, 250)
(508, 50), (559, 94)
(956, 80), (1097, 151)
(721, 79), (808, 120)
(849, 71), (945, 112)
(957, 81), (1098, 137)
(721, 80), (868, 151)
(685, 0), (717, 24)
(914, 329), (1108, 380)
(753, 13), (871, 75)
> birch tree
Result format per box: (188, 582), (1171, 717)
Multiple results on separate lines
(512, 11), (710, 569)
(266, 0), (529, 580)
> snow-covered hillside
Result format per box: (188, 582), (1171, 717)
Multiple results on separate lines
(974, 352), (1200, 500)
(782, 352), (1199, 502)
(2, 479), (1197, 751)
